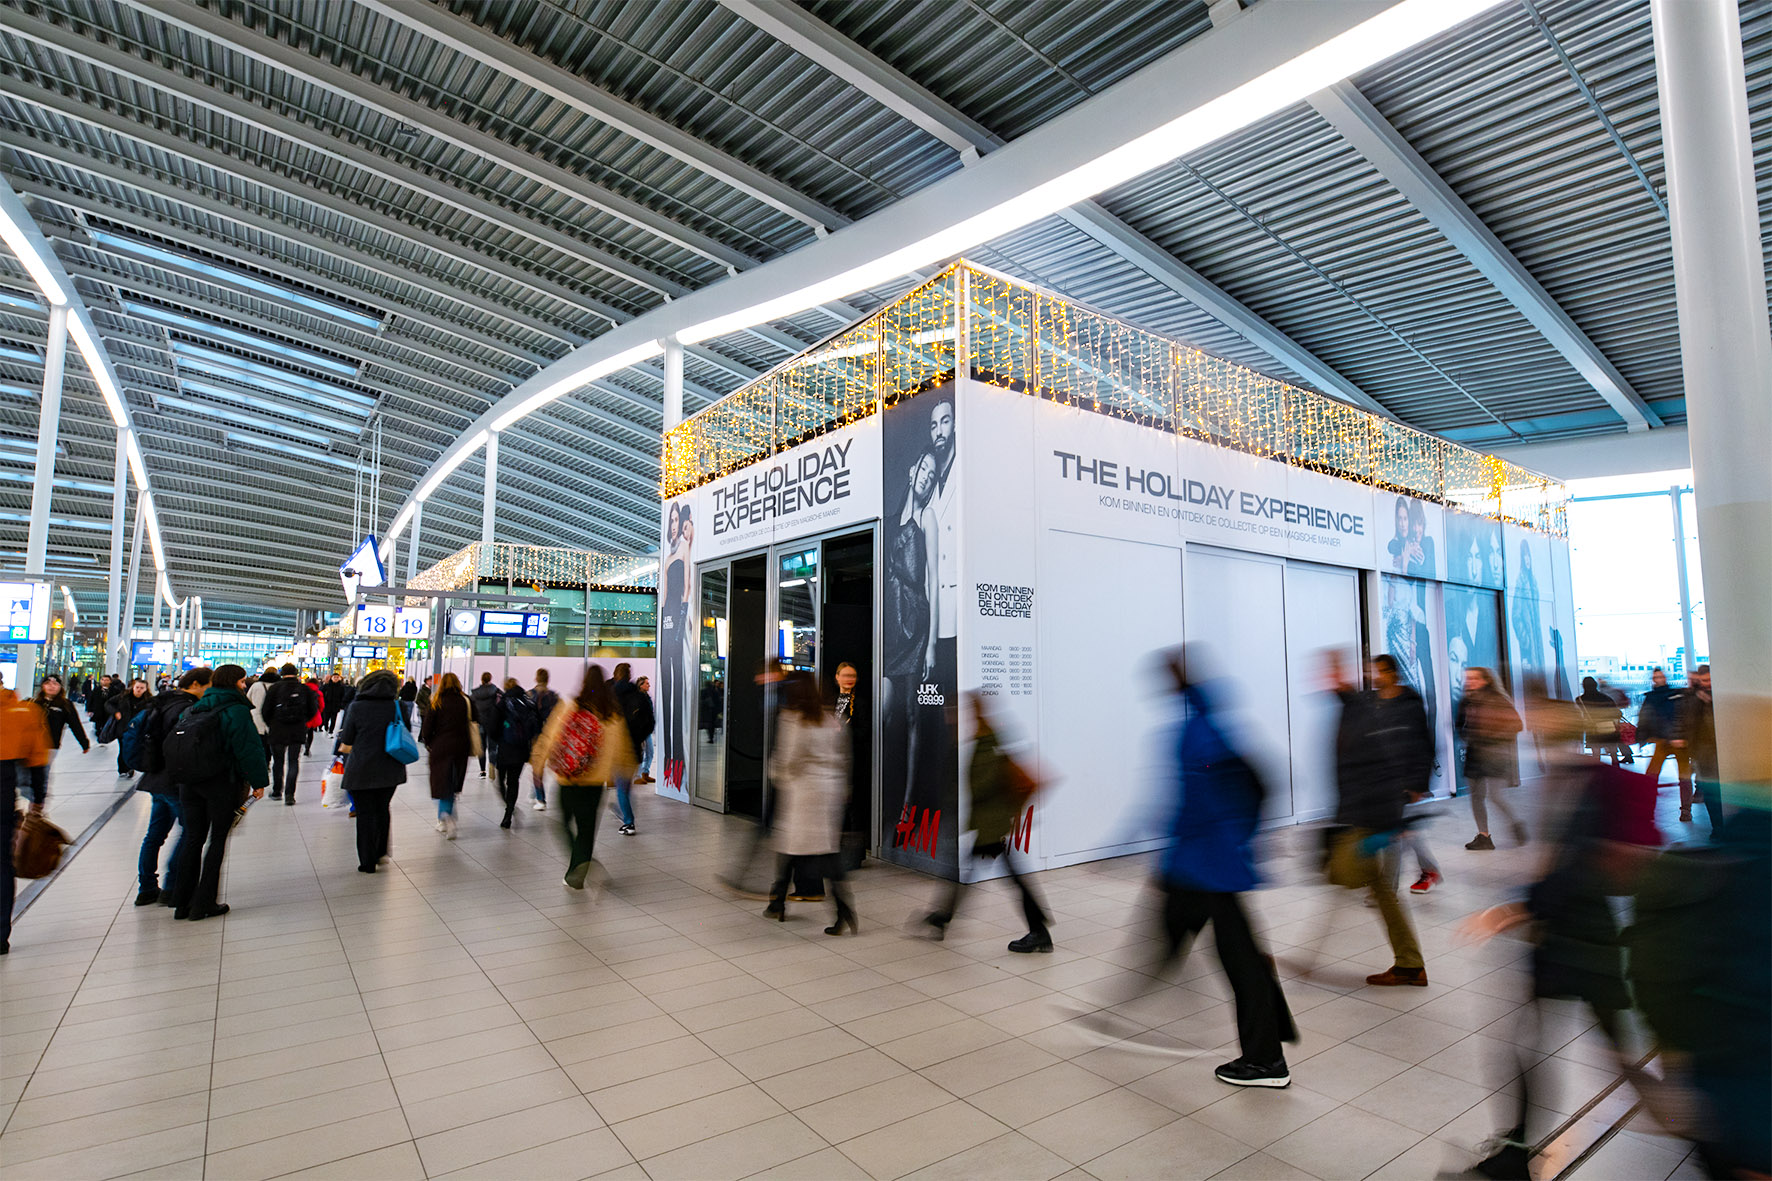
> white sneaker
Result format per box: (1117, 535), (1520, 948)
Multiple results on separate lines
(532, 801), (546, 811)
(444, 817), (457, 840)
(434, 819), (447, 833)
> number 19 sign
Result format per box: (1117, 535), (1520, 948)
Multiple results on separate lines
(393, 608), (430, 639)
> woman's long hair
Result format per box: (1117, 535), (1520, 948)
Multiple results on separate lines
(780, 670), (824, 725)
(576, 663), (617, 718)
(438, 672), (463, 700)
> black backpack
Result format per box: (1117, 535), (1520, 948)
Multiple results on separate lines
(269, 682), (309, 728)
(163, 708), (232, 786)
(123, 696), (188, 774)
(502, 695), (540, 749)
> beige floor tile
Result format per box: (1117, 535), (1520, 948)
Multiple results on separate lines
(795, 1072), (953, 1143)
(1, 1122), (208, 1181)
(560, 1034), (716, 1091)
(641, 1112), (827, 1181)
(922, 1038), (1062, 1097)
(1019, 1087), (1180, 1165)
(414, 1094), (603, 1175)
(968, 1061), (1119, 1128)
(587, 1057), (749, 1124)
(757, 1047), (912, 1110)
(1080, 1114), (1255, 1181)
(836, 1099), (1010, 1180)
(609, 1082), (784, 1160)
(1265, 1106), (1425, 1179)
(746, 1145), (874, 1180)
(1204, 1148), (1319, 1179)
(5, 1065), (210, 1132)
(401, 1066), (581, 1139)
(1192, 1081), (1342, 1149)
(899, 1129), (1075, 1181)
(390, 1043), (562, 1106)
(430, 1127), (634, 1181)
(0, 1093), (210, 1165)
(270, 1141), (428, 1181)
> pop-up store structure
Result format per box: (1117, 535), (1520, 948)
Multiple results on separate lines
(654, 262), (1573, 881)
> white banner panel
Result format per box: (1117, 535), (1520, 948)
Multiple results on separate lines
(693, 416), (882, 563)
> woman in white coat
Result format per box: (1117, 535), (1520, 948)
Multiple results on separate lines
(764, 671), (857, 935)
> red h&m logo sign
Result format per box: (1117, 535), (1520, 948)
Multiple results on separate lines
(1011, 805), (1034, 853)
(894, 807), (941, 856)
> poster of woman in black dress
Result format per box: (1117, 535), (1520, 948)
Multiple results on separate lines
(1381, 496), (1441, 778)
(657, 500), (694, 792)
(880, 386), (956, 869)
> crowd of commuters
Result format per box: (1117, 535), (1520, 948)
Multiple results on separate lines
(0, 651), (1758, 1178)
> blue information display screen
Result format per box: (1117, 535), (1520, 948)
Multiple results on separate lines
(478, 611), (549, 638)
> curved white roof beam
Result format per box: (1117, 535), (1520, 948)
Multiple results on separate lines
(385, 0), (1506, 548)
(0, 174), (188, 607)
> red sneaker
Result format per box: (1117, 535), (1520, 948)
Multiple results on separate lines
(1410, 871), (1442, 894)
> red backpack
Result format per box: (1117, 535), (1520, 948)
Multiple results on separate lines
(549, 708), (602, 779)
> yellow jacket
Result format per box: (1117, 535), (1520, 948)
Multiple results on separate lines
(530, 702), (635, 787)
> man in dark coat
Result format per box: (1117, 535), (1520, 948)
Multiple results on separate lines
(469, 672), (501, 778)
(259, 664), (319, 804)
(167, 665), (269, 920)
(134, 669), (209, 906)
(611, 664), (655, 835)
(1328, 652), (1433, 988)
(320, 672), (348, 733)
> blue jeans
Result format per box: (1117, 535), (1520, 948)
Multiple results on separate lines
(638, 736), (653, 778)
(437, 795), (455, 818)
(139, 794), (182, 892)
(615, 778), (635, 827)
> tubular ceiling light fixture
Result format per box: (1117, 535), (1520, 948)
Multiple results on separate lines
(175, 374), (369, 430)
(0, 288), (43, 311)
(156, 391), (335, 445)
(0, 201), (67, 306)
(491, 343), (664, 432)
(125, 430), (150, 491)
(416, 429), (489, 502)
(66, 316), (129, 426)
(679, 0), (1505, 344)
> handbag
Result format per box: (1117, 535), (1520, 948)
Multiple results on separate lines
(321, 757), (347, 807)
(1618, 721), (1638, 746)
(385, 708), (420, 765)
(13, 808), (71, 879)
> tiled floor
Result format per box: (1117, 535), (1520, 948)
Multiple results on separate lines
(2, 746), (1711, 1180)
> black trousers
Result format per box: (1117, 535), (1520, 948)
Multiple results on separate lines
(1163, 888), (1295, 1065)
(353, 787), (395, 870)
(271, 740), (302, 798)
(497, 764), (524, 818)
(172, 779), (242, 915)
(933, 840), (1049, 936)
(1, 762), (16, 950)
(770, 853), (854, 920)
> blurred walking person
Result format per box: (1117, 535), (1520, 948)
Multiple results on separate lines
(1683, 664), (1721, 834)
(1636, 668), (1691, 814)
(164, 665), (268, 918)
(1457, 668), (1525, 850)
(1327, 652), (1432, 987)
(420, 672), (475, 840)
(1577, 675), (1625, 765)
(531, 665), (633, 890)
(470, 672), (500, 778)
(633, 676), (656, 786)
(1160, 651), (1296, 1086)
(612, 663), (654, 835)
(762, 671), (857, 935)
(530, 669), (559, 809)
(335, 669), (409, 873)
(0, 682), (52, 953)
(493, 679), (540, 829)
(922, 694), (1051, 954)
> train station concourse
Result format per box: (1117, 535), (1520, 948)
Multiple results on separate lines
(0, 1), (1766, 1179)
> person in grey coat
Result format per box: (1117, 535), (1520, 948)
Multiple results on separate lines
(762, 672), (856, 935)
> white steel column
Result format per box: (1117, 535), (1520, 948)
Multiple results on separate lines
(1652, 0), (1772, 794)
(480, 432), (498, 549)
(662, 338), (685, 431)
(119, 494), (146, 676)
(103, 436), (127, 675)
(18, 303), (68, 693)
(150, 579), (164, 668)
(408, 500), (423, 584)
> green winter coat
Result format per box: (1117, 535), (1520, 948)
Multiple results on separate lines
(188, 685), (271, 792)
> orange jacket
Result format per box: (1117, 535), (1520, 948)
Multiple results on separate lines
(0, 687), (52, 767)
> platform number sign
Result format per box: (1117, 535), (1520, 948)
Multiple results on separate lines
(357, 604), (394, 638)
(393, 608), (430, 639)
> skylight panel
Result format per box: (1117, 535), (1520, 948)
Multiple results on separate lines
(174, 378), (364, 434)
(119, 300), (359, 377)
(224, 432), (359, 470)
(155, 392), (334, 445)
(169, 342), (376, 407)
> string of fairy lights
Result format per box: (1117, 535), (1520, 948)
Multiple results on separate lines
(660, 262), (1569, 537)
(404, 543), (659, 607)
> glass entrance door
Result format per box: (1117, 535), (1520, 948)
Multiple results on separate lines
(692, 567), (728, 811)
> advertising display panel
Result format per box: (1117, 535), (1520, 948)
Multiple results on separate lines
(1, 580), (52, 643)
(130, 640), (175, 665)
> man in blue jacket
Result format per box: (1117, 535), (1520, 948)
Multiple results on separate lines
(1159, 650), (1296, 1089)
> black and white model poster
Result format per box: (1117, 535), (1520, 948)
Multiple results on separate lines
(880, 383), (959, 872)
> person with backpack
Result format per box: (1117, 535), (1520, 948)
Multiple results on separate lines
(611, 663), (654, 836)
(302, 676), (325, 755)
(164, 665), (269, 920)
(132, 669), (210, 907)
(245, 665), (278, 768)
(529, 669), (560, 811)
(259, 664), (319, 805)
(84, 673), (115, 734)
(493, 679), (539, 829)
(106, 679), (151, 779)
(1327, 652), (1433, 988)
(420, 672), (475, 840)
(470, 672), (501, 777)
(335, 669), (410, 873)
(762, 671), (857, 935)
(530, 665), (634, 890)
(921, 693), (1051, 954)
(30, 675), (89, 805)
